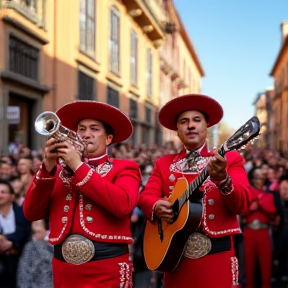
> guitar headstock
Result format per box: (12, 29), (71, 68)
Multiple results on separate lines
(223, 116), (260, 152)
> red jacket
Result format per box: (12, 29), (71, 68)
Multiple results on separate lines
(243, 186), (276, 223)
(138, 147), (251, 238)
(23, 156), (141, 245)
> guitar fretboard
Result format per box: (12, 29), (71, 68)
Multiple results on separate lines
(178, 145), (226, 209)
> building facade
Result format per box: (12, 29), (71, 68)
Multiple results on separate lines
(159, 0), (204, 147)
(253, 88), (273, 149)
(0, 0), (203, 154)
(270, 20), (288, 154)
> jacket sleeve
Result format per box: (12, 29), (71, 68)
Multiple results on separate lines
(23, 165), (58, 221)
(258, 192), (277, 217)
(138, 158), (164, 220)
(73, 160), (141, 218)
(220, 151), (251, 215)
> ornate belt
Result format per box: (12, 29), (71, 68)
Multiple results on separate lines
(246, 219), (269, 230)
(61, 234), (95, 265)
(184, 232), (212, 259)
(183, 232), (231, 259)
(54, 234), (129, 265)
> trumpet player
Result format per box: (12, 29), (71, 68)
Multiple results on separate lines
(23, 101), (141, 288)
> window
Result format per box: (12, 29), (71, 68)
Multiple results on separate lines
(9, 35), (39, 80)
(109, 7), (120, 74)
(80, 0), (95, 56)
(129, 98), (138, 120)
(146, 48), (152, 97)
(145, 106), (152, 123)
(107, 86), (119, 108)
(78, 71), (96, 100)
(130, 30), (138, 86)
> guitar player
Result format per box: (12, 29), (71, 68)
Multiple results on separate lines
(138, 94), (251, 288)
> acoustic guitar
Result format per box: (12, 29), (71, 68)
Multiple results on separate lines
(143, 116), (261, 272)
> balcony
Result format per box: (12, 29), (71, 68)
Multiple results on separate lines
(0, 0), (42, 25)
(122, 0), (165, 42)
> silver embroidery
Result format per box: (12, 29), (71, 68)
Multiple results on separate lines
(231, 256), (239, 286)
(119, 262), (132, 288)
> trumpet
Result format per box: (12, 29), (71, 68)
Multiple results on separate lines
(34, 111), (86, 157)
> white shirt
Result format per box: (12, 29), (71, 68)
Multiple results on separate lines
(0, 205), (16, 235)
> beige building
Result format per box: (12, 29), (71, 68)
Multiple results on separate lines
(159, 0), (204, 148)
(270, 20), (288, 154)
(0, 0), (203, 154)
(253, 88), (273, 149)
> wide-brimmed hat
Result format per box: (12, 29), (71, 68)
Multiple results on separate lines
(56, 101), (133, 144)
(159, 94), (223, 131)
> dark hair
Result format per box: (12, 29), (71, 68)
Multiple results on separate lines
(279, 174), (288, 184)
(0, 179), (14, 194)
(102, 121), (114, 137)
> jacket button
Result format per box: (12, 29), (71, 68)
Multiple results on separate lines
(208, 214), (215, 220)
(208, 199), (214, 205)
(64, 205), (69, 212)
(169, 174), (176, 182)
(62, 216), (68, 223)
(169, 186), (174, 190)
(85, 204), (92, 211)
(66, 194), (72, 201)
(86, 216), (93, 223)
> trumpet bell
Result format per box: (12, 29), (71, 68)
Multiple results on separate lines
(35, 111), (60, 136)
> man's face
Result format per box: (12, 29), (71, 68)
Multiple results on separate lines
(0, 163), (13, 180)
(77, 119), (113, 157)
(176, 110), (208, 151)
(17, 158), (32, 175)
(0, 183), (14, 207)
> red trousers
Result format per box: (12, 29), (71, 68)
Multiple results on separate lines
(243, 228), (272, 288)
(52, 253), (132, 288)
(164, 247), (239, 288)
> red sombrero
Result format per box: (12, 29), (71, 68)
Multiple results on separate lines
(159, 94), (223, 130)
(56, 101), (133, 144)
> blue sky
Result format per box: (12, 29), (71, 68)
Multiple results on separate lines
(174, 0), (288, 130)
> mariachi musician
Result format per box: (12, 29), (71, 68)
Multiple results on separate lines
(243, 168), (276, 288)
(23, 101), (141, 288)
(138, 94), (251, 288)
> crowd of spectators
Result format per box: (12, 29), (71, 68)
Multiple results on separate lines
(1, 141), (288, 288)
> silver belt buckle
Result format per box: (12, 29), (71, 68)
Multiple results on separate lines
(62, 234), (95, 265)
(247, 219), (268, 230)
(184, 232), (212, 259)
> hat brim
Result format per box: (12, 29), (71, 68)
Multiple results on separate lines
(56, 101), (133, 144)
(159, 94), (223, 130)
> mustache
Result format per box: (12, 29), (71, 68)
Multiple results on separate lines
(83, 140), (94, 145)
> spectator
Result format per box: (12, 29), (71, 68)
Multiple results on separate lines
(0, 179), (31, 288)
(10, 177), (25, 206)
(278, 174), (288, 285)
(16, 157), (34, 194)
(17, 219), (53, 288)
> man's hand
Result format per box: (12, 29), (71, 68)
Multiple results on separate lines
(207, 148), (228, 184)
(154, 199), (173, 219)
(43, 138), (67, 172)
(250, 200), (258, 211)
(57, 141), (83, 171)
